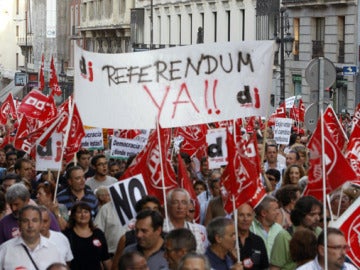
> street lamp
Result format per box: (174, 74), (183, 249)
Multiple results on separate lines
(276, 7), (294, 104)
(58, 59), (67, 102)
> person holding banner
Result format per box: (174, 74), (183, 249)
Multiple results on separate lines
(297, 227), (357, 270)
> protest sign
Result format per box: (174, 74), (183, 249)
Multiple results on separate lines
(109, 174), (148, 226)
(274, 118), (293, 145)
(75, 41), (275, 129)
(206, 128), (228, 169)
(36, 132), (62, 171)
(110, 136), (146, 159)
(285, 95), (301, 108)
(81, 127), (104, 149)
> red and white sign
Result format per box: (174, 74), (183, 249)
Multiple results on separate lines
(36, 132), (63, 171)
(206, 128), (228, 169)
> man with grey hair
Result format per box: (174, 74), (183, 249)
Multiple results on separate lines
(205, 217), (243, 270)
(164, 228), (197, 270)
(0, 183), (60, 244)
(164, 188), (207, 253)
(177, 252), (211, 270)
(250, 195), (283, 259)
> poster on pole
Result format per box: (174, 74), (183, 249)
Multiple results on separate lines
(206, 128), (228, 169)
(36, 132), (62, 171)
(75, 41), (275, 129)
(274, 118), (293, 145)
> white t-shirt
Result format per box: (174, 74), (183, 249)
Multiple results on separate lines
(48, 230), (74, 262)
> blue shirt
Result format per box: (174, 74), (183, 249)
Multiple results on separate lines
(205, 246), (234, 270)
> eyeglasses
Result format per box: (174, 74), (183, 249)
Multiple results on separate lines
(96, 162), (108, 167)
(327, 245), (350, 252)
(189, 209), (195, 213)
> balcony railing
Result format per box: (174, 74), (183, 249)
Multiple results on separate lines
(312, 40), (324, 58)
(338, 40), (344, 63)
(282, 0), (355, 6)
(17, 35), (33, 46)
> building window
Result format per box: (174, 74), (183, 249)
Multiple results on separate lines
(16, 0), (19, 15)
(312, 17), (325, 58)
(338, 16), (345, 63)
(16, 53), (19, 70)
(293, 18), (299, 61)
(292, 74), (302, 96)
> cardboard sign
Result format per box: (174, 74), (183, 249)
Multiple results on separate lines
(274, 118), (293, 145)
(81, 127), (104, 149)
(75, 41), (275, 129)
(110, 136), (146, 159)
(36, 132), (62, 171)
(109, 174), (148, 226)
(206, 128), (228, 169)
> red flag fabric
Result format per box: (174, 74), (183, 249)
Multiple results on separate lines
(246, 116), (256, 133)
(352, 103), (360, 129)
(117, 129), (142, 140)
(330, 196), (360, 269)
(221, 130), (262, 213)
(173, 124), (208, 157)
(345, 124), (360, 177)
(268, 102), (287, 126)
(177, 153), (200, 223)
(304, 120), (358, 200)
(0, 93), (17, 125)
(38, 54), (45, 91)
(298, 99), (305, 122)
(323, 106), (348, 150)
(49, 56), (62, 96)
(62, 104), (86, 162)
(120, 128), (178, 205)
(18, 89), (57, 121)
(14, 115), (35, 154)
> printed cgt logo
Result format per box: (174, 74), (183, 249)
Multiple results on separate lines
(348, 215), (360, 266)
(79, 55), (93, 82)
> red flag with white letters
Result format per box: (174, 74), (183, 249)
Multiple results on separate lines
(173, 124), (208, 157)
(120, 128), (178, 205)
(268, 102), (287, 126)
(323, 105), (348, 151)
(0, 93), (17, 125)
(304, 119), (358, 200)
(345, 124), (360, 177)
(49, 56), (62, 96)
(330, 196), (360, 269)
(298, 99), (305, 122)
(14, 115), (35, 154)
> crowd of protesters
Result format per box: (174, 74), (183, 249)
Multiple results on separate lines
(0, 118), (359, 270)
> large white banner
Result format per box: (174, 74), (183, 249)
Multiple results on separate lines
(75, 41), (275, 129)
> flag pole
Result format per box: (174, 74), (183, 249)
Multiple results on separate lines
(156, 117), (170, 229)
(319, 57), (328, 270)
(53, 98), (74, 201)
(232, 195), (241, 263)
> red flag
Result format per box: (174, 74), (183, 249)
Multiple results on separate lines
(323, 106), (348, 150)
(244, 132), (267, 208)
(117, 129), (142, 140)
(120, 128), (178, 205)
(49, 56), (62, 96)
(246, 116), (256, 133)
(345, 124), (360, 178)
(173, 124), (208, 157)
(268, 102), (287, 126)
(221, 130), (261, 213)
(38, 54), (45, 91)
(14, 115), (35, 154)
(177, 153), (200, 223)
(62, 104), (86, 162)
(0, 93), (17, 125)
(18, 89), (57, 121)
(298, 99), (305, 122)
(289, 105), (299, 122)
(330, 196), (360, 269)
(352, 103), (360, 129)
(304, 120), (358, 200)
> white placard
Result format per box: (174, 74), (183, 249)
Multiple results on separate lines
(75, 41), (275, 129)
(81, 128), (104, 149)
(274, 118), (293, 145)
(36, 132), (62, 171)
(206, 128), (228, 169)
(110, 136), (146, 159)
(109, 174), (148, 226)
